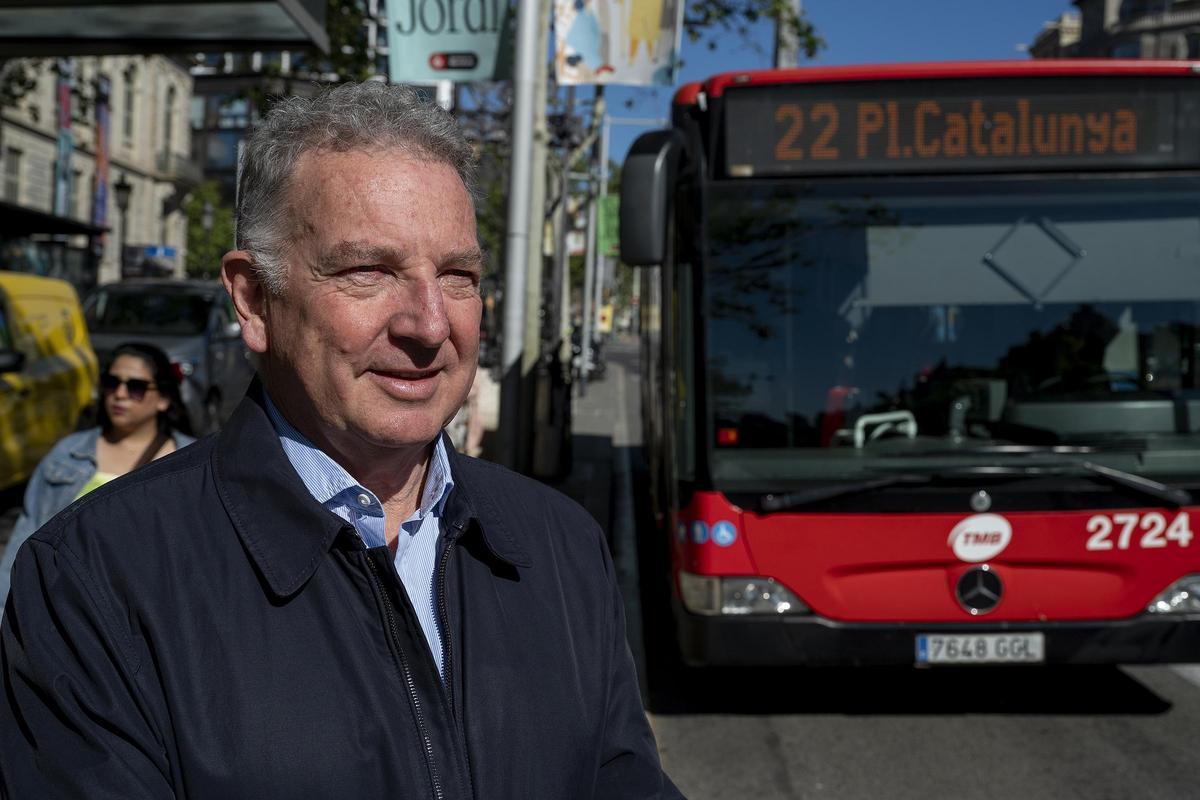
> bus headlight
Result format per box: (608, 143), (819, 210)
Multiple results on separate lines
(1147, 574), (1200, 614)
(678, 571), (810, 616)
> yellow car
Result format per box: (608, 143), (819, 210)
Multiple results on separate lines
(0, 272), (98, 491)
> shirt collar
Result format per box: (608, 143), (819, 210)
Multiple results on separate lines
(264, 393), (454, 520)
(212, 382), (530, 599)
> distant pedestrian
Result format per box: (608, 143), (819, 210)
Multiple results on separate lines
(0, 341), (194, 610)
(0, 81), (681, 798)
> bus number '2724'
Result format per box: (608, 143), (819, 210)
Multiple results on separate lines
(1086, 512), (1193, 551)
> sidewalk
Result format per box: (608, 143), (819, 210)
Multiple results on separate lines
(541, 340), (649, 692)
(543, 339), (640, 537)
(471, 339), (638, 535)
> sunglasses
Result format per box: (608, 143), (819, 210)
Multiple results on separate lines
(100, 374), (158, 401)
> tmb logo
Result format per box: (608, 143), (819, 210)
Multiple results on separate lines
(947, 513), (1012, 563)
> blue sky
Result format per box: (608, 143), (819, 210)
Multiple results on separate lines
(604, 0), (1074, 162)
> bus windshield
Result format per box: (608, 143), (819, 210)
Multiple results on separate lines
(704, 174), (1200, 481)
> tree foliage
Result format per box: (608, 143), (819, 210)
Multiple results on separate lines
(0, 59), (39, 111)
(685, 0), (823, 56)
(474, 140), (511, 279)
(184, 182), (236, 279)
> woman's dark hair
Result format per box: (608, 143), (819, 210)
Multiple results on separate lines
(97, 342), (192, 437)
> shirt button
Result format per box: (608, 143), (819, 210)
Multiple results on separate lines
(356, 493), (372, 507)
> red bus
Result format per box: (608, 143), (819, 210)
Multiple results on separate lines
(620, 60), (1200, 667)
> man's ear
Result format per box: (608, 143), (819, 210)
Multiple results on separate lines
(221, 250), (270, 355)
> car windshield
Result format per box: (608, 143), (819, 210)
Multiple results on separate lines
(703, 175), (1200, 481)
(86, 289), (210, 336)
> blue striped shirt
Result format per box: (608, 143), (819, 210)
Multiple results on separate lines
(264, 396), (453, 678)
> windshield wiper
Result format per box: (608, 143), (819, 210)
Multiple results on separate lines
(759, 475), (931, 512)
(1075, 461), (1192, 507)
(937, 463), (1192, 508)
(757, 461), (1192, 513)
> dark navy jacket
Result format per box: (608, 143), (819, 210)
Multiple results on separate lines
(0, 387), (681, 799)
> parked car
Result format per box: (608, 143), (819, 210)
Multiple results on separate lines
(83, 279), (253, 435)
(0, 271), (98, 491)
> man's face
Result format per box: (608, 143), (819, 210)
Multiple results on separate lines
(259, 148), (482, 461)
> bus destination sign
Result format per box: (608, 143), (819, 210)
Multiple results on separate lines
(722, 79), (1200, 177)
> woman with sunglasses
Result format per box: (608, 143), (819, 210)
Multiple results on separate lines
(0, 342), (194, 610)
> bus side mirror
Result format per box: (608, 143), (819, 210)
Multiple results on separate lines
(620, 129), (686, 267)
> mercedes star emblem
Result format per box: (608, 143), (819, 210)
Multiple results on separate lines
(956, 565), (1003, 615)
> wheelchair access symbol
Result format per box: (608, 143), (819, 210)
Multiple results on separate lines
(711, 521), (737, 548)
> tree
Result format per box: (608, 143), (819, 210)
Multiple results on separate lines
(685, 0), (823, 56)
(184, 182), (235, 280)
(474, 140), (511, 280)
(0, 59), (40, 111)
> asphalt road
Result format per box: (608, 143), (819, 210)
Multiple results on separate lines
(594, 339), (1200, 800)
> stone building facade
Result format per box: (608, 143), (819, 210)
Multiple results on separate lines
(189, 0), (451, 204)
(190, 0), (391, 204)
(1032, 0), (1200, 59)
(1, 55), (198, 288)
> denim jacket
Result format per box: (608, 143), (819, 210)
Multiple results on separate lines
(0, 428), (195, 611)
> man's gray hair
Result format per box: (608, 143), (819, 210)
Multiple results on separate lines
(235, 81), (476, 294)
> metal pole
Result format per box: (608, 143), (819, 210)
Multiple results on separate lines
(774, 0), (803, 68)
(579, 181), (598, 394)
(498, 0), (543, 468)
(556, 167), (572, 367)
(592, 114), (610, 341)
(578, 87), (604, 394)
(552, 88), (576, 369)
(517, 0), (552, 473)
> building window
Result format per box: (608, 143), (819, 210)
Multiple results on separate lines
(3, 148), (21, 202)
(216, 97), (250, 130)
(1112, 40), (1141, 57)
(1186, 31), (1200, 58)
(291, 50), (312, 76)
(190, 96), (206, 130)
(1120, 0), (1173, 21)
(163, 85), (176, 155)
(192, 51), (224, 72)
(205, 131), (241, 169)
(70, 169), (82, 219)
(229, 52), (252, 73)
(122, 64), (137, 143)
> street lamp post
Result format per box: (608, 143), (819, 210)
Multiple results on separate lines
(113, 173), (132, 275)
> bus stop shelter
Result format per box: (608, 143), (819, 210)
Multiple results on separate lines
(0, 0), (328, 56)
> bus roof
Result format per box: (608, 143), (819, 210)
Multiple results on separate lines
(674, 59), (1200, 105)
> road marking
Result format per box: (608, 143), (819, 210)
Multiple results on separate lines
(1169, 664), (1200, 691)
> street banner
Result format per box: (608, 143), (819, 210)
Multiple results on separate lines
(597, 194), (619, 256)
(553, 0), (684, 86)
(384, 0), (513, 83)
(91, 75), (111, 239)
(52, 58), (74, 219)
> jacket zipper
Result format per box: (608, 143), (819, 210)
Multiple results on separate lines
(437, 536), (475, 798)
(366, 556), (445, 800)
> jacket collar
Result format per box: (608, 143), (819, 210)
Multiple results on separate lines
(213, 380), (529, 598)
(67, 428), (100, 463)
(441, 433), (532, 568)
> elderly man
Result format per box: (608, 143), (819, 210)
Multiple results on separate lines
(1, 82), (681, 799)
